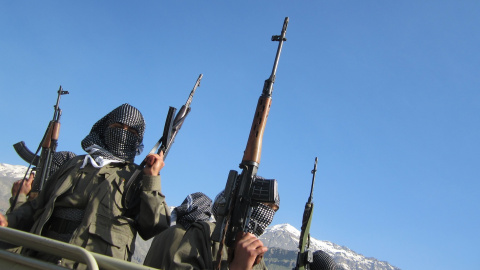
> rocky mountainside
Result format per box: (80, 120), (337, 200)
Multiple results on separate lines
(0, 163), (400, 269)
(0, 163), (31, 213)
(260, 224), (400, 270)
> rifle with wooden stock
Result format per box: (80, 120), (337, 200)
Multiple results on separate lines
(11, 86), (69, 209)
(212, 17), (289, 269)
(294, 157), (318, 270)
(122, 74), (203, 210)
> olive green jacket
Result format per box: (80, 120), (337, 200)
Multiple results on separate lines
(172, 221), (267, 270)
(6, 155), (170, 268)
(7, 193), (27, 213)
(143, 224), (187, 269)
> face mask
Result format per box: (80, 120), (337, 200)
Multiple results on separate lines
(245, 203), (276, 237)
(81, 103), (145, 162)
(104, 126), (139, 161)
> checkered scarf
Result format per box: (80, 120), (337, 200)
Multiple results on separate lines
(171, 192), (213, 230)
(212, 176), (280, 237)
(49, 151), (77, 175)
(311, 250), (337, 270)
(245, 202), (276, 237)
(81, 104), (145, 167)
(212, 190), (225, 219)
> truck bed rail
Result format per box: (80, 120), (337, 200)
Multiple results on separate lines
(0, 226), (156, 270)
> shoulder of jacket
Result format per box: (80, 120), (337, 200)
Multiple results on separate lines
(188, 221), (215, 233)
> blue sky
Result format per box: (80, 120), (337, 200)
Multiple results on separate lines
(1, 1), (479, 269)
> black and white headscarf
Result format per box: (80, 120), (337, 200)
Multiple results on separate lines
(49, 151), (77, 175)
(247, 176), (280, 237)
(311, 250), (337, 270)
(211, 190), (225, 219)
(171, 192), (213, 230)
(212, 176), (280, 237)
(245, 202), (276, 237)
(81, 103), (145, 168)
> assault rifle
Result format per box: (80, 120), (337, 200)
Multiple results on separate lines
(11, 86), (69, 209)
(122, 74), (203, 210)
(294, 157), (318, 270)
(212, 17), (288, 268)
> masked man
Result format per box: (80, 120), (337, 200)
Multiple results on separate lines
(170, 177), (280, 270)
(0, 103), (170, 269)
(144, 192), (213, 269)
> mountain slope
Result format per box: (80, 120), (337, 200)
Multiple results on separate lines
(261, 224), (400, 270)
(0, 163), (30, 212)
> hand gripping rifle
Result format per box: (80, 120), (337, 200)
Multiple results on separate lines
(212, 17), (288, 269)
(294, 157), (318, 270)
(122, 74), (203, 210)
(11, 86), (69, 209)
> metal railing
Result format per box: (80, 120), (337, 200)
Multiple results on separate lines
(0, 226), (157, 270)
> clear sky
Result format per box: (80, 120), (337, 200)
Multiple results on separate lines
(1, 1), (479, 269)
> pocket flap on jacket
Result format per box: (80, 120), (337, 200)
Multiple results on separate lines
(88, 217), (133, 248)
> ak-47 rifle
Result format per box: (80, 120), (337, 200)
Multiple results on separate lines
(294, 157), (318, 270)
(212, 17), (288, 269)
(11, 86), (69, 209)
(122, 74), (203, 210)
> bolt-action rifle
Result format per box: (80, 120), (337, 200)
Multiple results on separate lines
(122, 74), (203, 210)
(211, 17), (289, 269)
(294, 157), (318, 270)
(11, 86), (69, 209)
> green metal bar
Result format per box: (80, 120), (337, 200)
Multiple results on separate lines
(0, 226), (98, 270)
(0, 249), (68, 270)
(0, 226), (159, 270)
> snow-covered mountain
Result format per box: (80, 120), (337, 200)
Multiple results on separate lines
(260, 224), (400, 270)
(0, 163), (31, 212)
(0, 163), (400, 269)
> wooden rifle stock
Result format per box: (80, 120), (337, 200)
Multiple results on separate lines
(242, 96), (272, 164)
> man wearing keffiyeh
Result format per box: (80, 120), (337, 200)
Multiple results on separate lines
(0, 103), (170, 269)
(168, 177), (280, 270)
(144, 192), (214, 269)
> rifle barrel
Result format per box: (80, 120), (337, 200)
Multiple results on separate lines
(53, 85), (69, 120)
(185, 74), (203, 108)
(263, 17), (289, 97)
(295, 157), (319, 270)
(308, 157), (318, 203)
